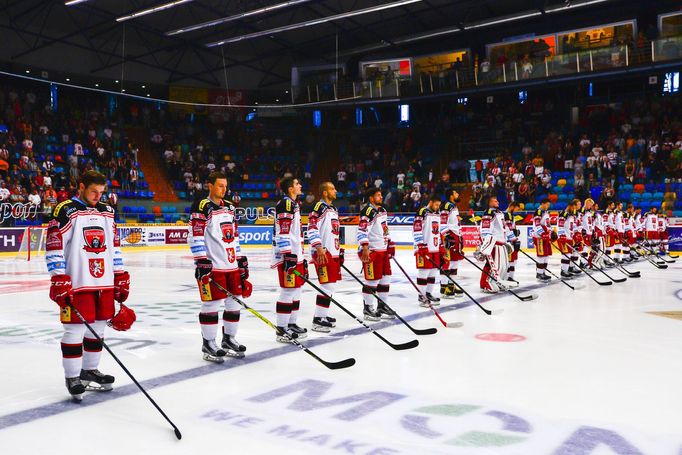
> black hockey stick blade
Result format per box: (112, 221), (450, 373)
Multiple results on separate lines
(175, 429), (182, 440)
(320, 356), (357, 370)
(404, 322), (438, 335)
(388, 338), (420, 350)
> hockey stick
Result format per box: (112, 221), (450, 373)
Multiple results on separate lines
(392, 256), (492, 318)
(549, 242), (612, 286)
(633, 243), (669, 268)
(592, 246), (641, 278)
(517, 249), (584, 290)
(208, 279), (355, 370)
(67, 301), (182, 440)
(391, 256), (476, 321)
(459, 254), (538, 301)
(640, 242), (675, 264)
(565, 242), (626, 283)
(340, 264), (438, 335)
(292, 269), (419, 350)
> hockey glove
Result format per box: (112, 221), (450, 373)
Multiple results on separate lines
(550, 231), (558, 242)
(513, 239), (521, 252)
(283, 253), (298, 274)
(109, 304), (136, 331)
(303, 259), (310, 280)
(513, 228), (521, 237)
(241, 280), (253, 298)
(114, 271), (130, 303)
(49, 274), (73, 308)
(194, 258), (213, 285)
(237, 256), (249, 280)
(339, 248), (345, 266)
(387, 241), (396, 258)
(416, 244), (429, 257)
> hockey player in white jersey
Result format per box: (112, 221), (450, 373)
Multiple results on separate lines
(307, 182), (342, 333)
(439, 188), (464, 298)
(188, 172), (252, 362)
(46, 170), (133, 400)
(271, 177), (308, 342)
(503, 201), (522, 284)
(479, 196), (514, 293)
(414, 195), (444, 306)
(357, 188), (395, 321)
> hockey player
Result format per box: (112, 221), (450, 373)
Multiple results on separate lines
(357, 188), (395, 320)
(271, 177), (308, 342)
(532, 198), (554, 282)
(578, 198), (595, 266)
(414, 195), (444, 306)
(612, 201), (625, 263)
(604, 201), (617, 263)
(46, 170), (132, 400)
(556, 200), (578, 278)
(644, 206), (659, 251)
(307, 182), (341, 333)
(479, 196), (514, 293)
(188, 171), (251, 362)
(504, 201), (522, 283)
(439, 188), (464, 298)
(592, 202), (606, 268)
(623, 203), (637, 262)
(658, 212), (670, 256)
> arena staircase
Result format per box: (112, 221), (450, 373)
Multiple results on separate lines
(126, 128), (178, 203)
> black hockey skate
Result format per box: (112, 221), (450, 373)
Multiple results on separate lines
(276, 326), (299, 344)
(202, 338), (226, 363)
(536, 273), (551, 282)
(363, 304), (381, 321)
(560, 271), (573, 279)
(65, 377), (85, 401)
(377, 301), (396, 319)
(569, 266), (582, 275)
(288, 323), (308, 339)
(80, 369), (114, 392)
(325, 316), (337, 327)
(425, 292), (441, 304)
(221, 334), (246, 358)
(312, 317), (333, 333)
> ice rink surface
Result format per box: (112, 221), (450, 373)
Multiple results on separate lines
(1, 247), (682, 455)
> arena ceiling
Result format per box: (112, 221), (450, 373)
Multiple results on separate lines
(0, 0), (672, 90)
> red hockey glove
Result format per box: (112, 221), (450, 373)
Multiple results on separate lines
(550, 231), (558, 242)
(241, 279), (253, 298)
(194, 258), (213, 285)
(109, 304), (136, 331)
(416, 244), (429, 257)
(387, 241), (396, 258)
(237, 256), (249, 280)
(114, 271), (130, 303)
(49, 274), (73, 308)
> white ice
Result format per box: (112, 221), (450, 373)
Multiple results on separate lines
(1, 247), (681, 455)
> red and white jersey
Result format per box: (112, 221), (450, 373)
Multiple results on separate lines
(557, 209), (576, 237)
(633, 213), (644, 232)
(413, 206), (441, 253)
(272, 196), (303, 267)
(504, 211), (517, 239)
(532, 209), (551, 237)
(644, 211), (659, 232)
(579, 207), (593, 234)
(613, 210), (624, 233)
(481, 207), (509, 243)
(594, 211), (605, 233)
(623, 213), (634, 232)
(605, 210), (615, 230)
(307, 200), (340, 258)
(439, 200), (461, 236)
(357, 203), (390, 251)
(46, 198), (123, 291)
(658, 215), (669, 232)
(188, 197), (240, 272)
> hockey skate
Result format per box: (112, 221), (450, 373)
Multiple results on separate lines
(221, 334), (246, 358)
(418, 295), (431, 307)
(560, 270), (573, 278)
(202, 338), (226, 363)
(276, 326), (299, 344)
(80, 369), (114, 392)
(288, 323), (308, 339)
(325, 316), (337, 327)
(425, 292), (441, 305)
(377, 301), (396, 319)
(363, 304), (382, 320)
(569, 266), (582, 275)
(312, 317), (333, 333)
(536, 273), (551, 282)
(65, 377), (85, 401)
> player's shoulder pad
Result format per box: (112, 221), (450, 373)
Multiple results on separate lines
(222, 199), (235, 210)
(417, 206), (427, 217)
(443, 201), (454, 210)
(535, 209), (543, 216)
(197, 198), (212, 213)
(363, 205), (375, 217)
(53, 199), (78, 218)
(95, 202), (114, 214)
(504, 211), (512, 220)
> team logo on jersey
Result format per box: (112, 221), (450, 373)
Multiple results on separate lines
(82, 226), (107, 253)
(331, 219), (340, 236)
(431, 221), (439, 235)
(89, 258), (105, 278)
(226, 247), (236, 263)
(220, 222), (235, 242)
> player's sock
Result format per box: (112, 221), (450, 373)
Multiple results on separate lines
(82, 320), (106, 371)
(276, 301), (292, 328)
(61, 323), (86, 379)
(314, 294), (331, 319)
(289, 300), (300, 325)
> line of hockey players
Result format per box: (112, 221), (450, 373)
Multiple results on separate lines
(45, 170), (672, 400)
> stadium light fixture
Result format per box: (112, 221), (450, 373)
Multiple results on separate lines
(65, 0), (90, 5)
(116, 0), (194, 22)
(166, 0), (314, 36)
(205, 0), (422, 47)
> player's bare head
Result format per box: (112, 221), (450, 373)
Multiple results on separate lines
(79, 170), (106, 207)
(594, 202), (600, 211)
(540, 198), (550, 209)
(616, 201), (623, 210)
(488, 196), (499, 209)
(626, 203), (634, 212)
(508, 201), (521, 212)
(281, 177), (302, 199)
(366, 187), (382, 205)
(607, 200), (615, 209)
(584, 198), (594, 209)
(572, 198), (581, 210)
(319, 182), (336, 202)
(428, 194), (441, 211)
(207, 171), (228, 200)
(651, 206), (658, 213)
(447, 188), (460, 202)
